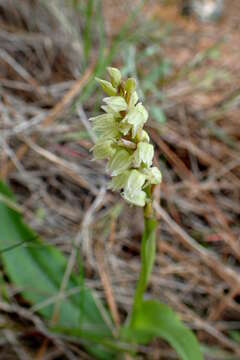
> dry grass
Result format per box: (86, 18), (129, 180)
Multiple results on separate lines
(0, 0), (240, 359)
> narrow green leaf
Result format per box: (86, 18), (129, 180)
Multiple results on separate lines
(83, 0), (94, 65)
(79, 1), (145, 103)
(132, 300), (203, 360)
(0, 181), (115, 359)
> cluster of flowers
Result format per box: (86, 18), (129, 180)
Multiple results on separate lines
(90, 67), (162, 207)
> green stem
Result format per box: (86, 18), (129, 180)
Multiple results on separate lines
(129, 212), (157, 326)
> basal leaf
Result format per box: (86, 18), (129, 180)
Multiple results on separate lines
(131, 300), (203, 360)
(0, 181), (115, 359)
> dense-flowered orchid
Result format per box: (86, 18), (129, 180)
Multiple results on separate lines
(90, 67), (162, 207)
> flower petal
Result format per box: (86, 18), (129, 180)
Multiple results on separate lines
(103, 96), (127, 113)
(92, 140), (116, 160)
(91, 114), (119, 139)
(143, 166), (162, 185)
(123, 103), (148, 138)
(122, 189), (146, 207)
(134, 142), (154, 168)
(108, 171), (130, 191)
(140, 130), (150, 143)
(108, 149), (132, 176)
(124, 169), (146, 194)
(129, 91), (139, 108)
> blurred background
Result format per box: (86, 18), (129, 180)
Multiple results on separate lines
(0, 0), (240, 359)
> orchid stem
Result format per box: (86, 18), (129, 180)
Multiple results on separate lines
(129, 207), (157, 326)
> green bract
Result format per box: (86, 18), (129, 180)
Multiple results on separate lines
(91, 68), (162, 207)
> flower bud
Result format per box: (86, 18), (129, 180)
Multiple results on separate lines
(108, 149), (132, 176)
(103, 96), (127, 113)
(95, 77), (117, 96)
(134, 142), (154, 168)
(107, 67), (122, 88)
(125, 78), (137, 95)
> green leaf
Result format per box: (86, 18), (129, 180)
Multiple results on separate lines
(131, 300), (203, 360)
(54, 325), (137, 355)
(0, 181), (115, 359)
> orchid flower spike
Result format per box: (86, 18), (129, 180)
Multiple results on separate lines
(90, 67), (162, 207)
